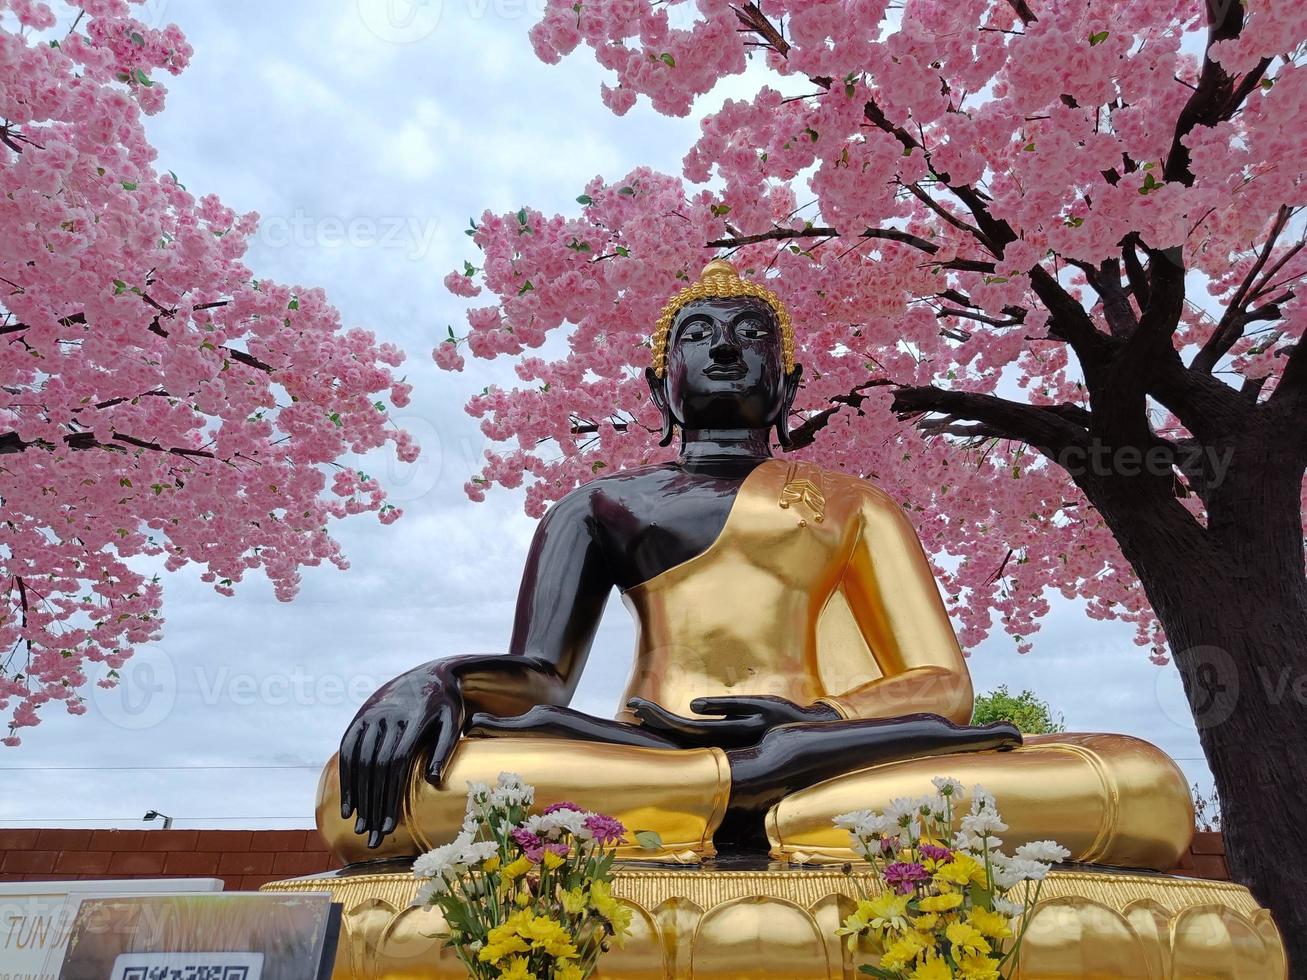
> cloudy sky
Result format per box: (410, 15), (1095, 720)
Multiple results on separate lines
(2, 0), (1211, 832)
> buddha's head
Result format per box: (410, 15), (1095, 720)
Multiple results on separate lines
(646, 260), (802, 448)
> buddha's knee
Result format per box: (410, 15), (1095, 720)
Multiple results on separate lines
(765, 732), (1194, 871)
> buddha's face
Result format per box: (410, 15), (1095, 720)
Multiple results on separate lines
(662, 297), (787, 431)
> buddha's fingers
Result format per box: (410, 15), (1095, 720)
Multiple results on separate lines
(425, 698), (463, 787)
(370, 720), (407, 845)
(339, 719), (368, 821)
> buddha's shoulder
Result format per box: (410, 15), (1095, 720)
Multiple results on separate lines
(779, 459), (904, 514)
(544, 463), (681, 516)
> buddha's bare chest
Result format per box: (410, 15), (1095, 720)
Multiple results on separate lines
(588, 465), (756, 591)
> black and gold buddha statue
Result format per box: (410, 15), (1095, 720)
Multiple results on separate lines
(315, 260), (1195, 874)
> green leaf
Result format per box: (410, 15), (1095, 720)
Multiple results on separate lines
(132, 67), (153, 87)
(130, 32), (145, 46)
(591, 460), (606, 473)
(618, 185), (636, 196)
(465, 217), (478, 237)
(1089, 30), (1109, 46)
(49, 39), (60, 48)
(615, 245), (631, 257)
(112, 279), (127, 295)
(463, 261), (477, 277)
(374, 401), (386, 411)
(659, 52), (676, 68)
(516, 207), (528, 225)
(288, 297), (299, 310)
(517, 280), (534, 296)
(576, 193), (593, 205)
(119, 478), (133, 488)
(710, 203), (731, 216)
(328, 412), (342, 427)
(634, 830), (663, 850)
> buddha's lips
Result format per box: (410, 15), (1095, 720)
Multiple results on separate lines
(704, 365), (747, 379)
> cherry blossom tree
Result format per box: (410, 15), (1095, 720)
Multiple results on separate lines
(440, 0), (1307, 955)
(0, 0), (416, 745)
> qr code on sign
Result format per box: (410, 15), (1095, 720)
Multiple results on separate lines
(109, 951), (264, 980)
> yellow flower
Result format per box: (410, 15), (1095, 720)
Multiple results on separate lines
(945, 921), (991, 958)
(560, 887), (587, 915)
(555, 964), (584, 980)
(935, 853), (987, 889)
(503, 856), (532, 880)
(879, 931), (930, 971)
(918, 892), (964, 913)
(913, 912), (940, 933)
(587, 880), (633, 945)
(482, 854), (502, 873)
(477, 936), (529, 964)
(542, 850), (566, 871)
(957, 952), (1001, 980)
(967, 908), (1013, 941)
(496, 956), (536, 980)
(865, 892), (912, 933)
(909, 954), (954, 980)
(518, 915), (579, 960)
(515, 887), (532, 908)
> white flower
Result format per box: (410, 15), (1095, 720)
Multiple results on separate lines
(1015, 840), (1070, 866)
(960, 809), (1008, 838)
(993, 897), (1024, 916)
(412, 877), (448, 906)
(489, 772), (534, 808)
(884, 797), (920, 828)
(413, 834), (497, 878)
(834, 809), (895, 839)
(967, 785), (997, 815)
(525, 809), (588, 839)
(932, 776), (964, 798)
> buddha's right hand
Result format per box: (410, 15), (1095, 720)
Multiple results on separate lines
(339, 660), (466, 849)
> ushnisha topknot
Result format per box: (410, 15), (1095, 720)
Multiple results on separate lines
(650, 259), (795, 378)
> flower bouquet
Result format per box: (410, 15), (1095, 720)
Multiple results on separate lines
(412, 772), (633, 980)
(833, 777), (1070, 979)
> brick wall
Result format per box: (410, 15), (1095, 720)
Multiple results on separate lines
(0, 828), (1231, 889)
(0, 828), (339, 891)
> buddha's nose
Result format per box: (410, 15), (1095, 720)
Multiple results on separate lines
(709, 326), (742, 360)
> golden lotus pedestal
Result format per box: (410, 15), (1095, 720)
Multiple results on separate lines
(262, 858), (1286, 979)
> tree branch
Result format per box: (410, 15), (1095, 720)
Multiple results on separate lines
(786, 380), (895, 450)
(1192, 205), (1293, 373)
(891, 385), (1088, 457)
(707, 226), (997, 273)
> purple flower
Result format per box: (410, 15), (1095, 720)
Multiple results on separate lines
(545, 842), (570, 859)
(583, 813), (627, 846)
(919, 843), (953, 864)
(883, 861), (929, 894)
(542, 801), (584, 815)
(511, 827), (545, 863)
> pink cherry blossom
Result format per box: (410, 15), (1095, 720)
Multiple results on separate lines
(438, 0), (1307, 669)
(0, 1), (412, 742)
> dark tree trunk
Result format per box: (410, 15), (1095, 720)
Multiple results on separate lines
(1086, 433), (1307, 968)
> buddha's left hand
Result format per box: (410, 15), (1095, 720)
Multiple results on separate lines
(627, 695), (840, 749)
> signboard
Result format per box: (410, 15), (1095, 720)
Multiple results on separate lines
(0, 878), (222, 980)
(56, 893), (339, 980)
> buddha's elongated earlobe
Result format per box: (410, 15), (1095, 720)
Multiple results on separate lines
(646, 367), (676, 447)
(776, 364), (803, 450)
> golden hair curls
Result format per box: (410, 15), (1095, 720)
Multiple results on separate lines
(651, 260), (795, 378)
